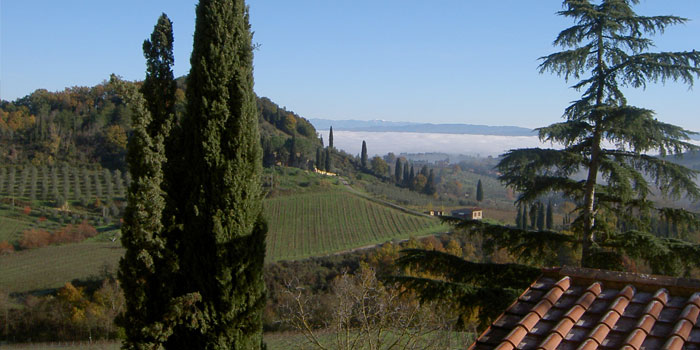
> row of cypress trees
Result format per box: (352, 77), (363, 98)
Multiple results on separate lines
(118, 1), (266, 349)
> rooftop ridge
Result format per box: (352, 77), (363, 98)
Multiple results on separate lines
(543, 266), (700, 296)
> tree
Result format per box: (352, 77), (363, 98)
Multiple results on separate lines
(536, 202), (545, 231)
(328, 126), (334, 149)
(360, 140), (368, 169)
(498, 0), (700, 270)
(423, 169), (437, 196)
(325, 147), (332, 172)
(370, 156), (388, 177)
(515, 205), (523, 229)
(315, 148), (322, 170)
(546, 201), (554, 230)
(393, 2), (700, 330)
(168, 1), (267, 348)
(475, 179), (483, 202)
(118, 13), (193, 350)
(394, 158), (402, 183)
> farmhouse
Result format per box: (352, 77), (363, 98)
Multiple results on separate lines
(451, 207), (483, 220)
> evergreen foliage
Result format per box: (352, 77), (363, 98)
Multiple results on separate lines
(476, 179), (483, 202)
(546, 201), (554, 230)
(166, 1), (267, 349)
(391, 0), (700, 331)
(324, 147), (331, 172)
(328, 126), (334, 149)
(498, 0), (700, 268)
(394, 158), (402, 183)
(361, 140), (368, 169)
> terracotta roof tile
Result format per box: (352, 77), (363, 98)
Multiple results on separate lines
(468, 267), (700, 350)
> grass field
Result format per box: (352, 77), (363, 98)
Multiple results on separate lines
(0, 242), (124, 293)
(264, 189), (447, 261)
(1, 183), (446, 293)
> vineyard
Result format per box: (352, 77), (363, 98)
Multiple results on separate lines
(264, 189), (447, 261)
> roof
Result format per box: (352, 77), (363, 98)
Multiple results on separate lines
(469, 266), (700, 350)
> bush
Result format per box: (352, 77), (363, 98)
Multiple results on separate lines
(0, 241), (14, 254)
(18, 229), (51, 249)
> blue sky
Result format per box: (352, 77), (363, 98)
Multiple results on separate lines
(1, 1), (699, 131)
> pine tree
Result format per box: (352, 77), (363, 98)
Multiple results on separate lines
(546, 201), (554, 230)
(498, 0), (700, 270)
(169, 1), (267, 348)
(360, 140), (368, 169)
(328, 126), (334, 149)
(476, 179), (483, 202)
(394, 158), (402, 183)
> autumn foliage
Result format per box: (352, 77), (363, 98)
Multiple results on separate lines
(0, 241), (14, 254)
(18, 221), (99, 250)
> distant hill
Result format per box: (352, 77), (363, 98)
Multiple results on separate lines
(310, 118), (536, 136)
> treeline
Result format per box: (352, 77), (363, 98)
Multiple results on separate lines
(0, 80), (324, 173)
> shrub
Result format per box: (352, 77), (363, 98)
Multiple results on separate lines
(19, 229), (51, 249)
(0, 241), (14, 254)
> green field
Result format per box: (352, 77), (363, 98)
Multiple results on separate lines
(1, 182), (446, 293)
(265, 189), (447, 261)
(0, 242), (124, 293)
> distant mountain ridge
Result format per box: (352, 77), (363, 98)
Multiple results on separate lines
(310, 118), (536, 136)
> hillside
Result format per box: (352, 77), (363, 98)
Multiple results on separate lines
(0, 167), (446, 293)
(310, 118), (536, 136)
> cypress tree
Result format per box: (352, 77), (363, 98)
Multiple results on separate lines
(546, 201), (553, 230)
(118, 14), (184, 349)
(325, 147), (331, 172)
(536, 202), (545, 231)
(521, 205), (528, 230)
(328, 126), (334, 149)
(424, 169), (436, 195)
(394, 158), (402, 183)
(315, 148), (322, 170)
(476, 179), (483, 202)
(360, 140), (368, 169)
(402, 163), (409, 187)
(515, 205), (522, 229)
(169, 1), (267, 348)
(409, 165), (415, 183)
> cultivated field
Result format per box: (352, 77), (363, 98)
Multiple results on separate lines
(265, 189), (447, 261)
(1, 185), (446, 293)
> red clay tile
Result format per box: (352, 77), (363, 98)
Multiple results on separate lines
(636, 314), (656, 334)
(565, 304), (586, 321)
(619, 285), (636, 300)
(609, 296), (630, 316)
(688, 292), (700, 308)
(554, 276), (571, 291)
(543, 286), (565, 305)
(552, 317), (575, 338)
(577, 339), (599, 350)
(671, 319), (693, 341)
(661, 335), (685, 350)
(644, 300), (664, 319)
(587, 282), (603, 296)
(531, 299), (553, 318)
(679, 304), (700, 323)
(623, 328), (648, 350)
(652, 288), (669, 304)
(519, 312), (541, 332)
(576, 291), (597, 308)
(588, 323), (611, 345)
(493, 342), (515, 350)
(537, 332), (563, 350)
(599, 310), (621, 328)
(502, 325), (528, 348)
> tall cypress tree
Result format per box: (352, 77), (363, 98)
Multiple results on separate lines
(536, 202), (545, 231)
(169, 1), (267, 348)
(360, 140), (368, 169)
(324, 147), (331, 172)
(328, 126), (334, 149)
(402, 163), (409, 187)
(476, 179), (483, 202)
(394, 158), (402, 183)
(315, 147), (322, 170)
(119, 14), (185, 349)
(546, 201), (554, 230)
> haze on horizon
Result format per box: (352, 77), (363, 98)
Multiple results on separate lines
(1, 1), (699, 131)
